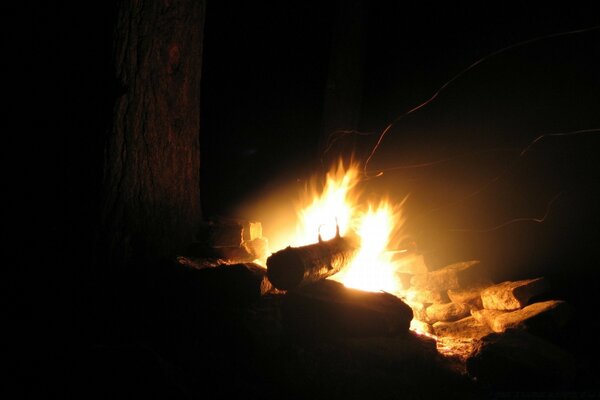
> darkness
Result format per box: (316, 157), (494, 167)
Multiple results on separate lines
(15, 1), (600, 398)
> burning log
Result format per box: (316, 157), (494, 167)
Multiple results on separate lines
(266, 233), (359, 290)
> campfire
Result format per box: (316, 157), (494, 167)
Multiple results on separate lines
(178, 159), (574, 389)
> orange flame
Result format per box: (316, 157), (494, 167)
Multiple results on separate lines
(287, 161), (406, 296)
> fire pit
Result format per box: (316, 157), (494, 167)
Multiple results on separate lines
(177, 160), (577, 395)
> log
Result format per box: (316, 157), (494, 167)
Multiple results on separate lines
(282, 279), (414, 338)
(266, 234), (359, 290)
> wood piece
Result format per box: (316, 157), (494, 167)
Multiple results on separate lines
(480, 277), (549, 311)
(242, 237), (269, 260)
(282, 279), (413, 338)
(266, 234), (359, 290)
(185, 262), (272, 305)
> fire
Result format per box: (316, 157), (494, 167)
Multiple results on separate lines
(291, 160), (406, 296)
(292, 161), (358, 246)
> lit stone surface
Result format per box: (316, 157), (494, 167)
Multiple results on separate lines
(426, 302), (472, 323)
(410, 260), (484, 291)
(480, 278), (550, 311)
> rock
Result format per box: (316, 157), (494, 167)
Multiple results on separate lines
(426, 303), (472, 323)
(466, 329), (576, 390)
(405, 300), (428, 321)
(447, 284), (491, 308)
(410, 260), (485, 291)
(405, 287), (450, 304)
(475, 300), (569, 333)
(397, 273), (412, 291)
(242, 237), (269, 261)
(282, 280), (413, 338)
(410, 319), (435, 336)
(432, 316), (493, 340)
(480, 277), (550, 311)
(470, 309), (506, 331)
(393, 252), (429, 274)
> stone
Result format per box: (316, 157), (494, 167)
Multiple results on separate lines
(447, 284), (492, 308)
(393, 252), (429, 274)
(432, 316), (493, 340)
(405, 287), (450, 304)
(470, 309), (507, 331)
(410, 319), (435, 336)
(404, 300), (428, 322)
(426, 302), (472, 323)
(410, 260), (484, 291)
(477, 300), (569, 333)
(242, 221), (263, 241)
(466, 329), (576, 390)
(480, 277), (550, 311)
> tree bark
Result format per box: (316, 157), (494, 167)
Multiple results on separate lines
(101, 0), (205, 268)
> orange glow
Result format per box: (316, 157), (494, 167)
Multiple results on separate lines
(284, 161), (407, 296)
(269, 160), (434, 338)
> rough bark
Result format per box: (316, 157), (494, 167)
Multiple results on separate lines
(266, 235), (359, 290)
(101, 0), (205, 267)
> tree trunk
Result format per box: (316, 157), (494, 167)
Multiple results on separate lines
(319, 0), (367, 162)
(101, 0), (205, 268)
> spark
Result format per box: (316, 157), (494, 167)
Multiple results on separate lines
(448, 191), (564, 233)
(362, 25), (600, 177)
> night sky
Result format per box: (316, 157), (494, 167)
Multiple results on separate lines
(21, 1), (598, 308)
(198, 2), (600, 285)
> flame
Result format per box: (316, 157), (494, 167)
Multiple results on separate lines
(292, 160), (358, 246)
(290, 160), (406, 296)
(270, 159), (437, 339)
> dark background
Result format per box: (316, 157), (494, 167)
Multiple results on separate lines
(15, 0), (600, 396)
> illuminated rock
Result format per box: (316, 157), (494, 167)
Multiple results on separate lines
(447, 283), (492, 308)
(426, 302), (472, 323)
(410, 260), (484, 291)
(405, 287), (450, 304)
(480, 278), (549, 311)
(474, 300), (568, 333)
(432, 316), (492, 339)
